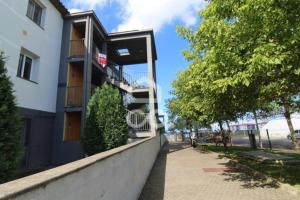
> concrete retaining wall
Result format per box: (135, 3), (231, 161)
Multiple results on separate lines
(0, 136), (165, 200)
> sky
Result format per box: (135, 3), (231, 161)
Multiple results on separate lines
(61, 0), (207, 124)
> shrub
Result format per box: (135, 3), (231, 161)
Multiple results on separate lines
(81, 88), (104, 156)
(0, 52), (23, 183)
(81, 83), (128, 155)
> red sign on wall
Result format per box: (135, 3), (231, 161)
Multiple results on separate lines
(98, 53), (107, 67)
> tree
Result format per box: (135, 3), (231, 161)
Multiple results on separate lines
(81, 88), (104, 156)
(98, 84), (128, 150)
(176, 0), (300, 148)
(0, 52), (23, 183)
(81, 84), (128, 155)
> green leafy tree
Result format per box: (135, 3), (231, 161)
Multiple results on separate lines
(0, 53), (23, 183)
(82, 84), (128, 155)
(175, 0), (300, 148)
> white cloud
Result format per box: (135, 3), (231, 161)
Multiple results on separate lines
(116, 0), (207, 32)
(69, 8), (83, 13)
(67, 0), (111, 10)
(66, 0), (207, 32)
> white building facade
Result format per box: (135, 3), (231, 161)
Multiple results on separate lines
(0, 0), (65, 112)
(0, 0), (68, 169)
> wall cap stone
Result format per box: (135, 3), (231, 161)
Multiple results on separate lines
(0, 136), (155, 200)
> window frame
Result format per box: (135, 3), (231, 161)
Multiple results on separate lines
(26, 0), (45, 28)
(17, 53), (38, 84)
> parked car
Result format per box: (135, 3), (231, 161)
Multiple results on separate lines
(287, 130), (300, 140)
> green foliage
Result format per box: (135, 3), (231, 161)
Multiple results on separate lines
(81, 88), (104, 155)
(0, 52), (23, 183)
(82, 83), (128, 155)
(172, 0), (300, 146)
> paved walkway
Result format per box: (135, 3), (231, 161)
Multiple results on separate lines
(139, 143), (299, 200)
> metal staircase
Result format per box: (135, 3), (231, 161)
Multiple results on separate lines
(106, 62), (149, 93)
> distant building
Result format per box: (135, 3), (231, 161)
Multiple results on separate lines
(230, 122), (267, 132)
(261, 116), (300, 139)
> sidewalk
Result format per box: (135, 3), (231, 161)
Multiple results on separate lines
(139, 142), (299, 200)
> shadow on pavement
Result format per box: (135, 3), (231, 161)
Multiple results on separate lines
(193, 145), (281, 189)
(167, 142), (191, 154)
(218, 158), (281, 189)
(221, 169), (280, 189)
(139, 142), (189, 200)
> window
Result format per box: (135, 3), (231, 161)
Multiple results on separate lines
(17, 54), (33, 81)
(27, 0), (44, 27)
(17, 48), (39, 83)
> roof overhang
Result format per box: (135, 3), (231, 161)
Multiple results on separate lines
(64, 10), (108, 38)
(50, 0), (69, 15)
(107, 30), (157, 65)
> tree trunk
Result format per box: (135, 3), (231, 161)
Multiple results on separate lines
(219, 121), (227, 148)
(283, 103), (298, 148)
(253, 110), (263, 148)
(195, 125), (199, 137)
(187, 119), (193, 145)
(226, 121), (233, 147)
(218, 121), (224, 131)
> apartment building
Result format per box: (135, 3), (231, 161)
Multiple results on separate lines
(0, 0), (159, 170)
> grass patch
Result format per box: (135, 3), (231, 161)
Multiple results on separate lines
(204, 144), (300, 188)
(264, 149), (300, 160)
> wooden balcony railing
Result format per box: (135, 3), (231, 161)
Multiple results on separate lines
(69, 39), (85, 58)
(66, 86), (82, 107)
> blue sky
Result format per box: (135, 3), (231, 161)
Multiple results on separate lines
(61, 0), (207, 121)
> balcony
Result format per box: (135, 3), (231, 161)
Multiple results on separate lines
(69, 39), (85, 58)
(106, 62), (148, 89)
(126, 110), (150, 132)
(66, 86), (82, 107)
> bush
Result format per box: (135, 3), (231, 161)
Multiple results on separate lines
(81, 83), (128, 155)
(0, 53), (23, 183)
(81, 88), (104, 156)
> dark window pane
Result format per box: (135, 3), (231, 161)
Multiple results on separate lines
(27, 0), (43, 26)
(26, 0), (34, 19)
(17, 54), (24, 77)
(23, 56), (32, 80)
(33, 3), (42, 25)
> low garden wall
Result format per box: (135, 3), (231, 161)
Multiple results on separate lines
(0, 135), (166, 200)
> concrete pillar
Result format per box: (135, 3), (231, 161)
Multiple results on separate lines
(146, 35), (157, 136)
(119, 65), (123, 81)
(81, 16), (93, 131)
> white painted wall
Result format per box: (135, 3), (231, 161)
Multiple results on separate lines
(0, 0), (63, 113)
(0, 136), (165, 200)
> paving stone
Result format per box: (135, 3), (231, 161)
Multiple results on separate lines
(139, 143), (299, 200)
